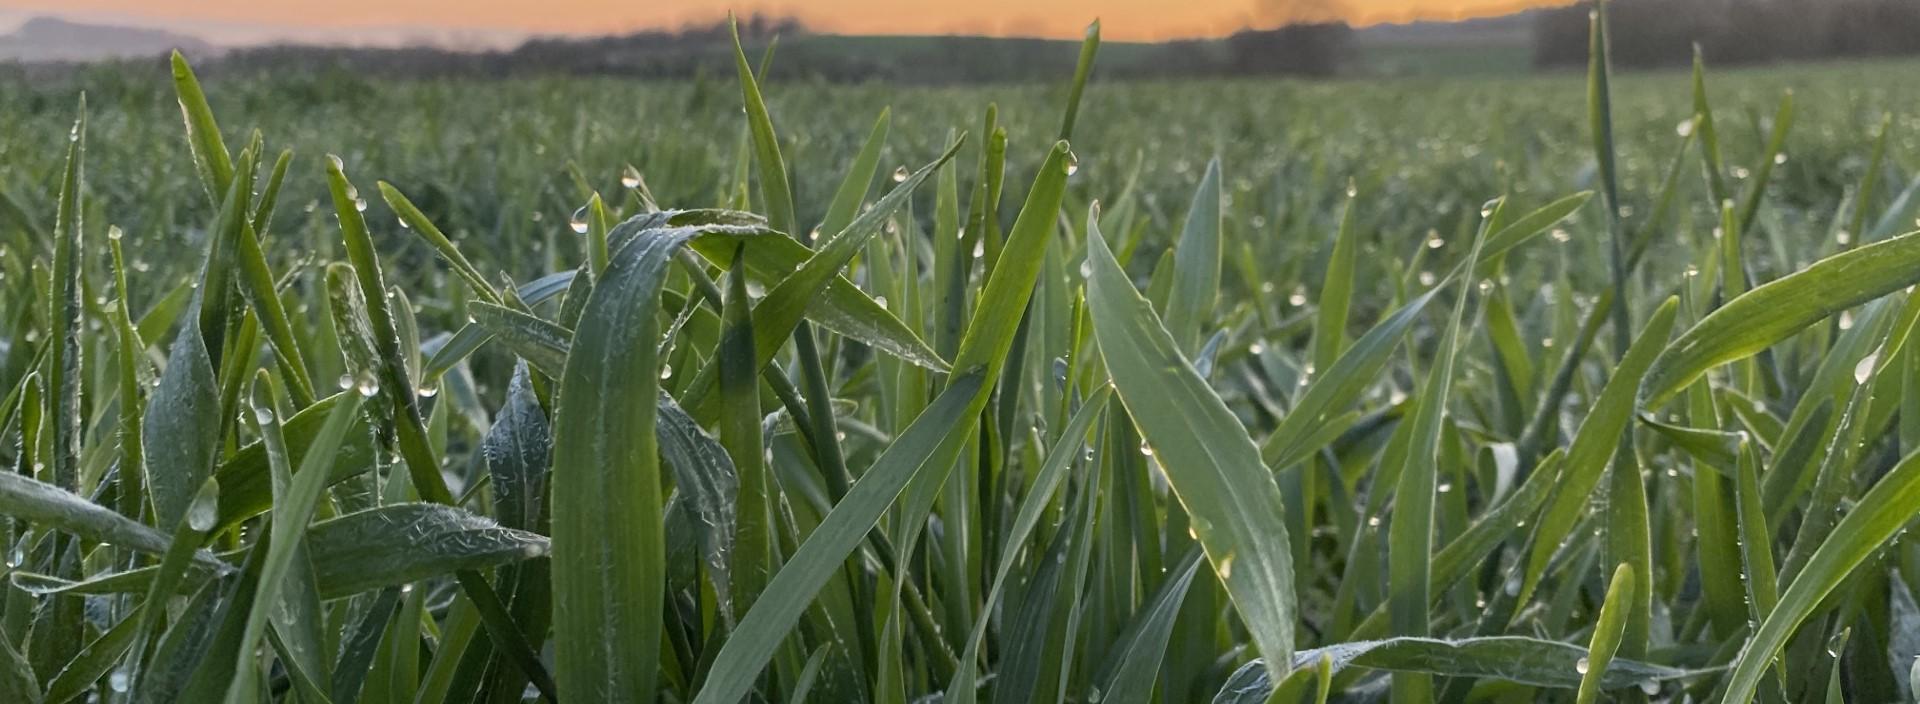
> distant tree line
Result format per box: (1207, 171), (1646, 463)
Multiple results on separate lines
(194, 14), (1354, 84)
(1534, 0), (1920, 69)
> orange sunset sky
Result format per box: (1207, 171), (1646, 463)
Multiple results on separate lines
(0, 0), (1569, 42)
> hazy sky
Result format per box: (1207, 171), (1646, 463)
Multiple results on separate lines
(0, 0), (1566, 42)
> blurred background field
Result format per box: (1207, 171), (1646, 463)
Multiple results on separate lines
(3, 53), (1914, 316)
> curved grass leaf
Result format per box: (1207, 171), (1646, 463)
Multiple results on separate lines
(1164, 157), (1221, 350)
(692, 370), (984, 704)
(547, 225), (697, 701)
(1642, 230), (1920, 406)
(1511, 297), (1677, 609)
(1575, 563), (1635, 704)
(946, 387), (1111, 703)
(1087, 207), (1296, 682)
(211, 391), (375, 531)
(306, 504), (547, 599)
(1086, 549), (1204, 704)
(1719, 444), (1920, 702)
(1217, 636), (1698, 702)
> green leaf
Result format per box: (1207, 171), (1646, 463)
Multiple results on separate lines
(1086, 549), (1203, 704)
(211, 391), (376, 531)
(692, 371), (985, 704)
(1574, 563), (1635, 704)
(142, 300), (222, 529)
(1216, 636), (1697, 701)
(1510, 297), (1677, 610)
(818, 108), (890, 237)
(465, 302), (571, 378)
(1262, 288), (1442, 469)
(547, 224), (695, 702)
(223, 380), (360, 703)
(946, 387), (1111, 702)
(1086, 206), (1296, 682)
(1718, 443), (1920, 702)
(1313, 187), (1360, 371)
(306, 504), (548, 599)
(1385, 197), (1489, 703)
(1164, 157), (1221, 350)
(1642, 231), (1920, 407)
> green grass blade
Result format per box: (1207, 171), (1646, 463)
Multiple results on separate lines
(306, 504), (547, 598)
(719, 247), (769, 620)
(692, 371), (985, 704)
(1086, 549), (1203, 704)
(169, 51), (233, 203)
(1058, 20), (1099, 140)
(1513, 297), (1677, 609)
(223, 378), (360, 703)
(1574, 563), (1635, 704)
(1642, 231), (1920, 406)
(1384, 198), (1488, 704)
(1720, 445), (1920, 702)
(1164, 157), (1221, 351)
(1086, 206), (1296, 682)
(819, 108), (889, 237)
(324, 157), (451, 504)
(548, 226), (694, 701)
(1312, 186), (1359, 371)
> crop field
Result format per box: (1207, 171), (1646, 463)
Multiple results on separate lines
(3, 11), (1920, 704)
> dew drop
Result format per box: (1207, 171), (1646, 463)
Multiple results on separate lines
(892, 165), (910, 183)
(6, 545), (23, 568)
(1836, 231), (1852, 245)
(186, 488), (218, 532)
(660, 365), (674, 380)
(1138, 442), (1154, 457)
(1065, 151), (1080, 176)
(1676, 118), (1696, 137)
(1427, 235), (1446, 250)
(1774, 152), (1788, 165)
(1639, 681), (1660, 696)
(1418, 271), (1437, 287)
(1839, 311), (1855, 331)
(569, 205), (590, 235)
(253, 405), (274, 425)
(1079, 259), (1094, 279)
(355, 372), (380, 398)
(1550, 228), (1571, 243)
(353, 197), (368, 213)
(1366, 516), (1382, 528)
(109, 669), (130, 693)
(1574, 657), (1590, 675)
(1856, 351), (1879, 384)
(399, 582), (415, 594)
(107, 226), (124, 241)
(873, 296), (888, 310)
(1288, 286), (1308, 306)
(1504, 576), (1522, 596)
(1248, 342), (1266, 355)
(1346, 179), (1358, 198)
(621, 164), (643, 189)
(416, 381), (439, 398)
(337, 373), (354, 390)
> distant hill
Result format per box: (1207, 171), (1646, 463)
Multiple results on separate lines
(0, 17), (214, 62)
